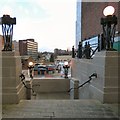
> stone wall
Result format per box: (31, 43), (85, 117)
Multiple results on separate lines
(1, 51), (26, 104)
(71, 51), (119, 103)
(32, 78), (70, 93)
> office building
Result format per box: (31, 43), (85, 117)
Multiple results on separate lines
(19, 39), (38, 60)
(76, 1), (82, 49)
(12, 40), (19, 52)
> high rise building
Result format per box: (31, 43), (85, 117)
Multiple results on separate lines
(13, 40), (19, 52)
(76, 1), (82, 49)
(19, 39), (38, 60)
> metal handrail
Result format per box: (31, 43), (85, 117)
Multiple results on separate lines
(90, 46), (98, 58)
(19, 73), (35, 93)
(68, 73), (97, 93)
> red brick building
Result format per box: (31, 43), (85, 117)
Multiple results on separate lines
(81, 2), (119, 41)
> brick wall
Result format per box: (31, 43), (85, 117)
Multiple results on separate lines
(81, 2), (119, 40)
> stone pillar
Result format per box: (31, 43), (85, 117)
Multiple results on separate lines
(26, 78), (32, 100)
(70, 78), (79, 99)
(0, 51), (26, 104)
(103, 51), (119, 103)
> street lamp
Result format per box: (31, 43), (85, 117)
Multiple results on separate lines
(63, 61), (69, 78)
(28, 62), (34, 79)
(101, 6), (117, 50)
(0, 15), (16, 51)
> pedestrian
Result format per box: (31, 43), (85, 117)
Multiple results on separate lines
(57, 65), (61, 73)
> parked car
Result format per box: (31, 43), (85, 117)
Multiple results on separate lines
(38, 65), (47, 75)
(46, 64), (56, 73)
(34, 65), (38, 71)
(34, 64), (47, 75)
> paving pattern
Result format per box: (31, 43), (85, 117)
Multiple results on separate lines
(2, 99), (119, 119)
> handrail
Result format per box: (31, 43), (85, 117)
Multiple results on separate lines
(19, 73), (35, 94)
(68, 73), (97, 93)
(90, 46), (98, 58)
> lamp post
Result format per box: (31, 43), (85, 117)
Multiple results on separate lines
(28, 62), (34, 79)
(72, 46), (75, 58)
(63, 61), (69, 78)
(77, 41), (82, 58)
(101, 6), (117, 50)
(0, 15), (16, 51)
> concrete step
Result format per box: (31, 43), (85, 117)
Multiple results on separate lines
(32, 92), (70, 100)
(2, 99), (119, 119)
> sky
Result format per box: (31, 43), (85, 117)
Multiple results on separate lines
(0, 0), (76, 52)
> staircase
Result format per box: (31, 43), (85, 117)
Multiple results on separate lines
(3, 77), (119, 119)
(2, 99), (119, 119)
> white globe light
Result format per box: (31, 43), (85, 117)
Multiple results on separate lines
(29, 62), (33, 66)
(103, 6), (115, 16)
(64, 61), (68, 66)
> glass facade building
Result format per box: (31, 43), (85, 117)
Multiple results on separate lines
(76, 1), (81, 49)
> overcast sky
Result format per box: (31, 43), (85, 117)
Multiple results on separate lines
(0, 0), (76, 52)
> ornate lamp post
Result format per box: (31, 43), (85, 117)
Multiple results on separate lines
(0, 15), (16, 51)
(101, 6), (117, 50)
(63, 61), (69, 78)
(72, 46), (75, 58)
(77, 41), (82, 58)
(28, 62), (34, 79)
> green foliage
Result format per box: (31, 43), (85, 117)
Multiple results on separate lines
(50, 53), (54, 62)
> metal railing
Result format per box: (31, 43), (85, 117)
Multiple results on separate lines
(72, 43), (99, 59)
(90, 46), (98, 58)
(68, 73), (97, 93)
(19, 73), (35, 93)
(72, 35), (106, 59)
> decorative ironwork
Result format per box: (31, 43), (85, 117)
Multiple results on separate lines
(72, 46), (75, 58)
(63, 61), (70, 78)
(83, 42), (92, 59)
(0, 15), (16, 51)
(28, 62), (34, 79)
(77, 41), (82, 58)
(101, 14), (117, 50)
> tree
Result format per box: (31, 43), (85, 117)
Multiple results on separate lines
(50, 53), (54, 62)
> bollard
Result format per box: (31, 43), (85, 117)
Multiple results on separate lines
(26, 79), (32, 100)
(70, 78), (79, 99)
(74, 80), (79, 99)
